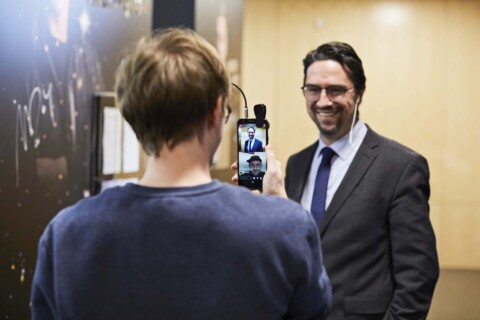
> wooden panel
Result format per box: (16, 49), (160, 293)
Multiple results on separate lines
(443, 1), (480, 205)
(242, 0), (276, 118)
(243, 0), (480, 269)
(442, 205), (480, 269)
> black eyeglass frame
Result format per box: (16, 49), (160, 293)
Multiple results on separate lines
(301, 84), (354, 101)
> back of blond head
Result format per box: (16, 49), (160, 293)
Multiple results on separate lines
(115, 28), (230, 156)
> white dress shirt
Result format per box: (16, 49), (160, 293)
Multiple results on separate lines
(301, 120), (368, 212)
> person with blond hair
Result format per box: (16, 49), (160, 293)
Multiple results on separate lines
(31, 28), (331, 320)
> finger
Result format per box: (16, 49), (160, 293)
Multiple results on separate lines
(275, 159), (282, 173)
(265, 145), (278, 171)
(230, 161), (238, 184)
(262, 145), (287, 198)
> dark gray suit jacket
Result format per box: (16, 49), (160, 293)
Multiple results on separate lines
(244, 138), (263, 153)
(285, 127), (439, 320)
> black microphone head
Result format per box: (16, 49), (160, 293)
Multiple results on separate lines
(254, 104), (267, 128)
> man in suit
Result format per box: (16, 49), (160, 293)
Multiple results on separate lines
(244, 126), (263, 152)
(285, 42), (439, 319)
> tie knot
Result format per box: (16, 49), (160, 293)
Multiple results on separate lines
(321, 147), (336, 164)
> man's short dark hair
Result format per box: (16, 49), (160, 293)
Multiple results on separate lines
(303, 42), (366, 94)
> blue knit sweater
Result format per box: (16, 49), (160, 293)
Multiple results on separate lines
(31, 181), (331, 319)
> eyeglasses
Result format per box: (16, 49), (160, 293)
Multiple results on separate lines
(301, 84), (353, 101)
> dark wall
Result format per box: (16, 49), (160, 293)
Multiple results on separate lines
(0, 1), (151, 317)
(0, 0), (242, 317)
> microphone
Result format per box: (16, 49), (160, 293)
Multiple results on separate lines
(231, 83), (269, 129)
(254, 104), (267, 128)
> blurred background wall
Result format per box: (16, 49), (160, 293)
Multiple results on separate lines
(0, 0), (152, 317)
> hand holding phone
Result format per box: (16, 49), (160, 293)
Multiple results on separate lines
(232, 144), (287, 198)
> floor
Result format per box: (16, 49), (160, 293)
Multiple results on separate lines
(429, 269), (480, 319)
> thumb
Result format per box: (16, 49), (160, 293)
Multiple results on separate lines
(263, 145), (287, 198)
(265, 145), (279, 171)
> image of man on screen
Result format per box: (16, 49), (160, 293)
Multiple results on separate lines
(244, 127), (263, 153)
(243, 155), (265, 178)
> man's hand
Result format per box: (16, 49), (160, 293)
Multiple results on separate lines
(230, 161), (239, 184)
(231, 145), (287, 198)
(262, 145), (287, 198)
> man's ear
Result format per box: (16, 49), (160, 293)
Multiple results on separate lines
(357, 89), (365, 105)
(208, 95), (224, 126)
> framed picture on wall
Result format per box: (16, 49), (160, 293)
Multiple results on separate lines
(91, 92), (142, 195)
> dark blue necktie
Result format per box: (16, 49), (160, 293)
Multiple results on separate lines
(311, 147), (336, 224)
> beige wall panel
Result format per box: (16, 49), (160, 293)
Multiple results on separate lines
(443, 1), (480, 205)
(244, 0), (480, 269)
(241, 0), (276, 121)
(441, 1), (480, 268)
(442, 205), (480, 269)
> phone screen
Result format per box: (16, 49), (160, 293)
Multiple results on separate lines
(237, 119), (268, 190)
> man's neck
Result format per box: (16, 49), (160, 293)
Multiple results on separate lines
(139, 138), (212, 188)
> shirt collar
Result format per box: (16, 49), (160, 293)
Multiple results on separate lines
(317, 119), (367, 160)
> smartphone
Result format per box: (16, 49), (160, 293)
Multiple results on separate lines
(237, 118), (269, 190)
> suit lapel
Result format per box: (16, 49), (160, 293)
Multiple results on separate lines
(319, 129), (381, 235)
